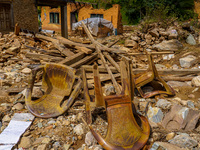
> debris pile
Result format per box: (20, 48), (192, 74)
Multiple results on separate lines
(0, 21), (199, 150)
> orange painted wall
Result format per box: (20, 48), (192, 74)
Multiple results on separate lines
(41, 3), (123, 34)
(41, 7), (61, 32)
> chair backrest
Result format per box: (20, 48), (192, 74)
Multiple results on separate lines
(42, 63), (76, 96)
(104, 94), (143, 147)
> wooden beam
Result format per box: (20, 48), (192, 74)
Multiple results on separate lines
(82, 65), (200, 75)
(103, 52), (120, 72)
(58, 52), (85, 65)
(61, 5), (68, 38)
(70, 53), (98, 68)
(35, 34), (74, 56)
(81, 21), (121, 94)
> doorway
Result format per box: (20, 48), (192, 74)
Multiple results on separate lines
(0, 3), (11, 31)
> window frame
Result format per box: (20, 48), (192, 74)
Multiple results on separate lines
(49, 12), (60, 24)
(90, 14), (103, 18)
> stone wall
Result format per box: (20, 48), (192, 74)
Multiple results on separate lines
(12, 0), (38, 32)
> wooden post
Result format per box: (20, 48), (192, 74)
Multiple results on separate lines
(61, 5), (68, 39)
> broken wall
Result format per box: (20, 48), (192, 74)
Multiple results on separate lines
(12, 0), (38, 32)
(41, 3), (123, 35)
(41, 7), (61, 32)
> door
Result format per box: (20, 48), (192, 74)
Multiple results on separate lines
(0, 4), (11, 31)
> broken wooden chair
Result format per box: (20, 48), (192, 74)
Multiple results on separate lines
(82, 60), (150, 150)
(25, 63), (82, 118)
(133, 53), (175, 98)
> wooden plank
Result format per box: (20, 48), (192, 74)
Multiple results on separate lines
(70, 53), (98, 68)
(88, 73), (121, 84)
(58, 52), (85, 65)
(103, 52), (120, 72)
(25, 52), (64, 62)
(35, 34), (74, 57)
(56, 36), (126, 54)
(82, 65), (200, 75)
(125, 51), (174, 56)
(81, 21), (121, 94)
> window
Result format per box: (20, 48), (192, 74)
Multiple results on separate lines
(90, 14), (103, 18)
(50, 12), (59, 24)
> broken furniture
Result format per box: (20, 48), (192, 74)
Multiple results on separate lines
(83, 60), (150, 150)
(25, 63), (82, 118)
(133, 53), (175, 98)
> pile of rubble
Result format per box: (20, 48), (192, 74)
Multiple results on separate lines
(0, 20), (199, 150)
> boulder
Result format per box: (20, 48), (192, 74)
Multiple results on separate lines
(152, 40), (183, 51)
(179, 55), (197, 68)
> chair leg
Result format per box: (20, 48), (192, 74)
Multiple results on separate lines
(82, 68), (92, 125)
(93, 63), (105, 107)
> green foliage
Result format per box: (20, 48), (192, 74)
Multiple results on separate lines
(77, 0), (196, 24)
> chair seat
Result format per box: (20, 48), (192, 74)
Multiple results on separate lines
(25, 63), (82, 118)
(26, 91), (66, 118)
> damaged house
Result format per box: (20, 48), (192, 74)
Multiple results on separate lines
(41, 2), (123, 35)
(0, 0), (38, 32)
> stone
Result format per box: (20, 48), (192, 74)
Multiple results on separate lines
(151, 142), (186, 150)
(167, 81), (190, 88)
(125, 39), (138, 48)
(179, 55), (197, 68)
(37, 122), (43, 128)
(163, 54), (174, 60)
(169, 134), (198, 148)
(168, 33), (178, 40)
(149, 29), (159, 38)
(63, 120), (70, 126)
(63, 144), (71, 150)
(131, 35), (140, 41)
(18, 137), (32, 149)
(74, 124), (84, 135)
(37, 144), (47, 150)
(32, 87), (43, 98)
(186, 100), (194, 108)
(147, 107), (164, 123)
(42, 137), (51, 144)
(47, 120), (56, 125)
(188, 94), (195, 99)
(156, 99), (171, 109)
(155, 64), (167, 70)
(186, 34), (196, 45)
(152, 132), (161, 141)
(162, 104), (200, 131)
(21, 68), (32, 74)
(77, 112), (83, 122)
(152, 40), (183, 51)
(166, 132), (176, 141)
(13, 103), (23, 110)
(2, 115), (11, 122)
(85, 132), (97, 146)
(191, 76), (200, 87)
(104, 84), (116, 96)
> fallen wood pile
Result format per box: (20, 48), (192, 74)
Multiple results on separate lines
(0, 20), (200, 149)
